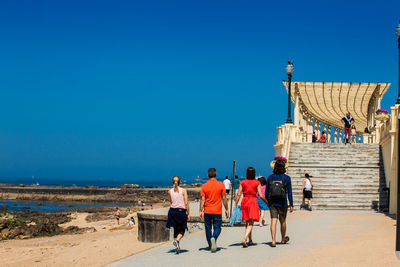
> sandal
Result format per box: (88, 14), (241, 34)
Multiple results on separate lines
(248, 241), (254, 246)
(281, 236), (290, 244)
(241, 240), (248, 248)
(270, 242), (276, 247)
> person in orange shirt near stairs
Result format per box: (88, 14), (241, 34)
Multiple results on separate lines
(199, 168), (229, 252)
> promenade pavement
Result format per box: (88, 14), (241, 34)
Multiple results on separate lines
(108, 210), (398, 267)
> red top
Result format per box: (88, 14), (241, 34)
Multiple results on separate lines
(320, 134), (326, 143)
(200, 179), (226, 214)
(240, 179), (260, 197)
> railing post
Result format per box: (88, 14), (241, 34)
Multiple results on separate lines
(316, 120), (320, 137)
(334, 127), (338, 143)
(339, 129), (343, 143)
(307, 116), (313, 143)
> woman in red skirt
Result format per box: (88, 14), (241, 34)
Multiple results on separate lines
(235, 167), (268, 247)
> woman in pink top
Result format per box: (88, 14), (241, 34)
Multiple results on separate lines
(256, 177), (269, 227)
(166, 176), (190, 254)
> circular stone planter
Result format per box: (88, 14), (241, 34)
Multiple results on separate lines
(137, 212), (170, 243)
(375, 112), (389, 122)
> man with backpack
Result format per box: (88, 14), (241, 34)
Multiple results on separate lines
(265, 159), (294, 247)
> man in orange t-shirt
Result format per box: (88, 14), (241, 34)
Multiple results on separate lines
(200, 168), (229, 252)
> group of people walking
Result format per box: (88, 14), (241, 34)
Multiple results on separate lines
(166, 158), (295, 253)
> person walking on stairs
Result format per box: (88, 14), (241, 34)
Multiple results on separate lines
(265, 159), (294, 247)
(301, 173), (314, 211)
(166, 176), (190, 254)
(342, 112), (354, 144)
(235, 167), (268, 247)
(200, 168), (229, 252)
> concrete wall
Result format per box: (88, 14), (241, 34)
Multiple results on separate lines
(378, 104), (400, 214)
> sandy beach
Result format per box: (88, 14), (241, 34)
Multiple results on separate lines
(0, 204), (166, 267)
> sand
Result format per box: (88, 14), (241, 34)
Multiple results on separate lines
(0, 205), (166, 267)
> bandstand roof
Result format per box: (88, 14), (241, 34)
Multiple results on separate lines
(283, 81), (390, 131)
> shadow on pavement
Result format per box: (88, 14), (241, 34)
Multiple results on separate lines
(166, 249), (189, 254)
(198, 247), (226, 252)
(229, 242), (259, 247)
(262, 242), (274, 247)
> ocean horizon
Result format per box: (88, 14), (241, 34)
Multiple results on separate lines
(0, 177), (210, 188)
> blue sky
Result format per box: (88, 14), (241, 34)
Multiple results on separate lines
(0, 0), (399, 183)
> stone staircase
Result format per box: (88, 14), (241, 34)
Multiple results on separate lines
(287, 143), (388, 210)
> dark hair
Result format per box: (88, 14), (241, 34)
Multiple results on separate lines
(246, 167), (256, 180)
(208, 168), (217, 178)
(225, 176), (229, 179)
(258, 176), (266, 185)
(172, 176), (181, 185)
(322, 131), (325, 134)
(273, 159), (286, 174)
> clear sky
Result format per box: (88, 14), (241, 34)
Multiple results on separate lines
(0, 0), (399, 183)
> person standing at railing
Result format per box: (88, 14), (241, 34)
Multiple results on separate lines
(319, 131), (326, 143)
(342, 112), (354, 144)
(312, 131), (317, 143)
(350, 121), (357, 144)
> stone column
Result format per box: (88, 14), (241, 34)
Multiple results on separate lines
(307, 116), (313, 143)
(294, 92), (300, 126)
(334, 127), (338, 143)
(339, 128), (343, 143)
(327, 125), (331, 143)
(315, 120), (320, 137)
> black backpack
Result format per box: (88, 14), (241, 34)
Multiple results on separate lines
(269, 175), (286, 201)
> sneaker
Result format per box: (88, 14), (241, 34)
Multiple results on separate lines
(210, 237), (217, 252)
(173, 240), (179, 254)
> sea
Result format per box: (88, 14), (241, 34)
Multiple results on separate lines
(0, 176), (209, 212)
(0, 177), (184, 188)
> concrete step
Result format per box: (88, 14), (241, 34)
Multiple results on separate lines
(286, 143), (386, 210)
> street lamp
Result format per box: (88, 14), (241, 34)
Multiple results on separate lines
(286, 61), (294, 124)
(395, 20), (400, 260)
(396, 21), (400, 104)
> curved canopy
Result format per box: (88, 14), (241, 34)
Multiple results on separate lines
(283, 81), (390, 131)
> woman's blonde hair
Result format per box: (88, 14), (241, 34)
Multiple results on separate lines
(172, 176), (181, 186)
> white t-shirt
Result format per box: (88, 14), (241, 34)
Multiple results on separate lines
(223, 179), (231, 190)
(304, 179), (312, 191)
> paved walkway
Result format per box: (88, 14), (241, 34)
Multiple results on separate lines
(108, 211), (398, 267)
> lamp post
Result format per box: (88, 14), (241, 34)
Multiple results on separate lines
(396, 21), (400, 104)
(396, 20), (400, 260)
(286, 61), (294, 124)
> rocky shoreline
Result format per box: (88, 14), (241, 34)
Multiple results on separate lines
(0, 209), (91, 240)
(0, 205), (146, 240)
(0, 183), (201, 204)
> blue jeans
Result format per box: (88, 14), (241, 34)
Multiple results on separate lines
(204, 213), (222, 248)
